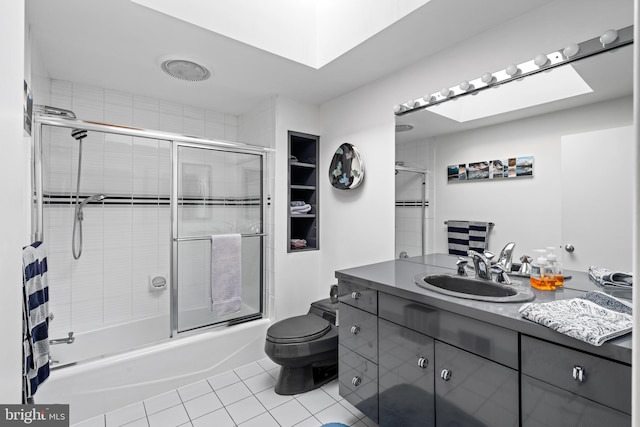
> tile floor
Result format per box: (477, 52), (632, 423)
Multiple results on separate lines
(73, 358), (378, 427)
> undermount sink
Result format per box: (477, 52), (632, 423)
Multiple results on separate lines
(414, 274), (535, 303)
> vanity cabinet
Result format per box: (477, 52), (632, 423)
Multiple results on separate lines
(288, 131), (319, 252)
(520, 335), (631, 427)
(338, 281), (379, 423)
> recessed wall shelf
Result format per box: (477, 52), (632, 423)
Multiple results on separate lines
(288, 131), (319, 252)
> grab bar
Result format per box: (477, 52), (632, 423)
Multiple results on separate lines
(50, 332), (75, 345)
(174, 233), (267, 242)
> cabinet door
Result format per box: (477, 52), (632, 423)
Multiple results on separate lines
(378, 319), (435, 427)
(435, 341), (518, 427)
(339, 303), (378, 362)
(522, 375), (630, 427)
(339, 345), (378, 423)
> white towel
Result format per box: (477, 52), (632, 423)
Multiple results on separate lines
(22, 241), (50, 398)
(210, 234), (242, 316)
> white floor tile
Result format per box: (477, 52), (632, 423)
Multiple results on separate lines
(314, 402), (360, 426)
(144, 390), (182, 415)
(215, 381), (253, 406)
(255, 387), (293, 411)
(238, 412), (279, 427)
(351, 421), (370, 427)
(122, 418), (149, 427)
(296, 388), (336, 414)
(178, 380), (213, 402)
(176, 423), (192, 427)
(243, 371), (276, 394)
(257, 357), (279, 371)
(269, 399), (313, 427)
(321, 380), (342, 402)
(225, 396), (267, 425)
(234, 362), (265, 380)
(207, 371), (241, 391)
(292, 416), (323, 427)
(339, 399), (366, 418)
(267, 367), (280, 381)
(73, 415), (106, 427)
(191, 408), (235, 427)
(359, 416), (378, 427)
(183, 392), (223, 420)
(106, 402), (146, 427)
(147, 405), (189, 427)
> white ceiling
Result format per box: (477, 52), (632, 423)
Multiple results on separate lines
(26, 0), (552, 115)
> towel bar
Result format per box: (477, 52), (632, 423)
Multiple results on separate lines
(444, 221), (495, 227)
(175, 233), (267, 242)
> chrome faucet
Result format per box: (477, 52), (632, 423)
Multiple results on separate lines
(456, 257), (469, 276)
(468, 250), (492, 280)
(495, 242), (516, 272)
(49, 331), (75, 345)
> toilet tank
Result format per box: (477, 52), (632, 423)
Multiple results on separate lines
(309, 298), (338, 325)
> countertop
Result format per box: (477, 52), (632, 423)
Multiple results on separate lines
(335, 253), (632, 365)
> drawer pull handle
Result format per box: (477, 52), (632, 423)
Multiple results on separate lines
(350, 325), (360, 335)
(440, 369), (452, 381)
(417, 357), (428, 369)
(352, 376), (362, 387)
(351, 291), (361, 300)
(572, 365), (586, 382)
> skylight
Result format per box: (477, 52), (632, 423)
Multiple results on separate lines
(428, 65), (593, 123)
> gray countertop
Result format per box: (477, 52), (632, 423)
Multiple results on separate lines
(335, 253), (632, 365)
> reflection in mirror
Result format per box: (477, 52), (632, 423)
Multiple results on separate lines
(329, 143), (365, 189)
(395, 42), (633, 275)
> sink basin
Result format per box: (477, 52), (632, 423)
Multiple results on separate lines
(414, 274), (535, 303)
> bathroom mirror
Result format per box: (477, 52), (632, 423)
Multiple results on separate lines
(395, 40), (634, 273)
(329, 143), (365, 190)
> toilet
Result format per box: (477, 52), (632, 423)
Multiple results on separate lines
(265, 297), (338, 395)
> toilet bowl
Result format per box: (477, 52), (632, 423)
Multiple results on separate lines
(264, 298), (338, 395)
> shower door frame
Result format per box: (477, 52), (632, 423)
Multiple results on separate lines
(395, 165), (428, 257)
(32, 113), (270, 342)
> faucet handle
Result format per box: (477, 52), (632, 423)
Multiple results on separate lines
(456, 257), (469, 276)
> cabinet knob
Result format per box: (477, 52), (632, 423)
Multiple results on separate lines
(440, 369), (452, 381)
(352, 376), (362, 387)
(351, 291), (361, 300)
(572, 365), (586, 382)
(565, 244), (575, 253)
(350, 325), (360, 335)
(417, 357), (428, 369)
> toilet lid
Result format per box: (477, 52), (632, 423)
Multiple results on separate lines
(266, 314), (332, 344)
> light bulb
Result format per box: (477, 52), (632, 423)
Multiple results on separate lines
(600, 29), (618, 46)
(440, 88), (451, 97)
(406, 99), (417, 109)
(505, 64), (520, 76)
(459, 81), (470, 91)
(423, 94), (435, 104)
(563, 43), (579, 58)
(534, 54), (549, 67)
(481, 73), (494, 84)
(393, 104), (404, 113)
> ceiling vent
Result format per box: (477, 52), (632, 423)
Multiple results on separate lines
(160, 59), (211, 82)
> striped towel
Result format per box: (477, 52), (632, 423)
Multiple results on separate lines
(447, 221), (489, 256)
(22, 241), (50, 399)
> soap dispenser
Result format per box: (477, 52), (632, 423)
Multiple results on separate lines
(545, 246), (564, 288)
(530, 250), (555, 291)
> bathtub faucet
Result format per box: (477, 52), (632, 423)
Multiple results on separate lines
(49, 331), (75, 345)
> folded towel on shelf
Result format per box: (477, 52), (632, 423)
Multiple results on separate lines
(519, 298), (633, 346)
(581, 290), (632, 315)
(290, 201), (306, 207)
(588, 266), (633, 287)
(22, 241), (50, 399)
(290, 239), (307, 249)
(210, 234), (242, 316)
(446, 220), (489, 256)
(290, 204), (312, 214)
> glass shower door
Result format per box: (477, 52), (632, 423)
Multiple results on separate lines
(172, 143), (264, 333)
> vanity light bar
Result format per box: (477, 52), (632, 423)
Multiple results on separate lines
(394, 25), (634, 116)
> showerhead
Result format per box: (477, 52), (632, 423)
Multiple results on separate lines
(79, 194), (105, 207)
(71, 128), (88, 141)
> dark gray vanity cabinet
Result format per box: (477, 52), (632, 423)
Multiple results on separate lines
(378, 319), (435, 427)
(338, 281), (379, 423)
(520, 335), (631, 427)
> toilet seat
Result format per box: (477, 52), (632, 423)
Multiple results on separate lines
(266, 314), (332, 344)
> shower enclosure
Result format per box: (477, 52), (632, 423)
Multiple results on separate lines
(32, 110), (268, 367)
(395, 164), (428, 258)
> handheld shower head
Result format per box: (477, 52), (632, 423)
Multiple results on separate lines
(71, 128), (88, 141)
(79, 194), (105, 207)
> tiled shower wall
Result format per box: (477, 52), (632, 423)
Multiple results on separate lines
(41, 79), (272, 339)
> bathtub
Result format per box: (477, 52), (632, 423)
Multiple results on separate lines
(36, 318), (271, 425)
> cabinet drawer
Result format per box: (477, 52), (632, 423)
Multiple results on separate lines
(521, 335), (631, 414)
(339, 303), (378, 363)
(379, 292), (518, 369)
(435, 341), (519, 427)
(339, 345), (378, 423)
(522, 374), (630, 427)
(338, 280), (377, 314)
